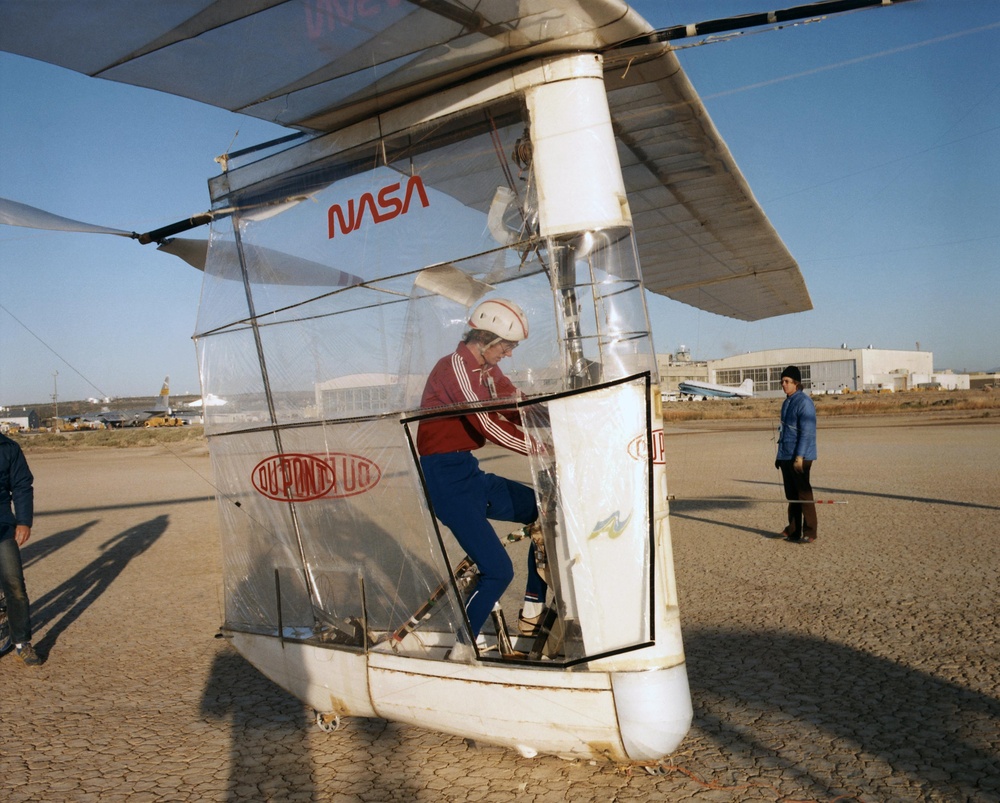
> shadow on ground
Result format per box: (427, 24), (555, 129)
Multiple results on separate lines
(194, 629), (998, 801)
(31, 515), (169, 657)
(682, 627), (1000, 801)
(201, 648), (425, 802)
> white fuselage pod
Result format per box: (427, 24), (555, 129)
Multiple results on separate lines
(230, 627), (690, 762)
(226, 52), (691, 763)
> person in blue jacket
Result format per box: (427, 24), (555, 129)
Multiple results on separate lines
(775, 366), (818, 542)
(0, 432), (41, 666)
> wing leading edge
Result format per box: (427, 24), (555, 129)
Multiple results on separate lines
(0, 0), (810, 321)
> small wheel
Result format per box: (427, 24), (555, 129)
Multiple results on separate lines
(315, 710), (342, 733)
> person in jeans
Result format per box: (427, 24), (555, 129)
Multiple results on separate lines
(775, 365), (818, 543)
(0, 432), (41, 666)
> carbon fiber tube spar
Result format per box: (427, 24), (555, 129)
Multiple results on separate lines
(136, 213), (213, 244)
(608, 0), (918, 49)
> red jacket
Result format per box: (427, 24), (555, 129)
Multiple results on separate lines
(417, 343), (530, 456)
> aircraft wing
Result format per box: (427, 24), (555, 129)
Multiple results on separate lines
(0, 0), (810, 321)
(604, 47), (812, 321)
(0, 1), (645, 131)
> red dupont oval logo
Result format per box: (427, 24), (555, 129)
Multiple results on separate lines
(252, 452), (382, 502)
(627, 430), (666, 465)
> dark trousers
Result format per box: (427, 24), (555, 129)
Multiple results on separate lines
(0, 525), (32, 644)
(779, 460), (817, 538)
(420, 451), (541, 638)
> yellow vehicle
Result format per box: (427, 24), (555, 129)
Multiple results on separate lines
(143, 415), (183, 428)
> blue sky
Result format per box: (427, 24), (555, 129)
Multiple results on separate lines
(1, 0), (998, 406)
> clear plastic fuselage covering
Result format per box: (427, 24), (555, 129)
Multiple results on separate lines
(197, 75), (668, 667)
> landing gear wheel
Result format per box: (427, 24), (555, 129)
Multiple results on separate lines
(315, 710), (342, 732)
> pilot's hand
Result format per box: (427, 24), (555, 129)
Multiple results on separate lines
(529, 436), (549, 457)
(774, 458), (780, 470)
(793, 456), (804, 473)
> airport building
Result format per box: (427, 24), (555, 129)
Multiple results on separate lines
(0, 408), (40, 432)
(705, 347), (966, 397)
(969, 371), (1000, 390)
(655, 346), (708, 397)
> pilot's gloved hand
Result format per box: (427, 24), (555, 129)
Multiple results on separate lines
(774, 458), (780, 470)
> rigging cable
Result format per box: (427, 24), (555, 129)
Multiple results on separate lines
(0, 301), (112, 400)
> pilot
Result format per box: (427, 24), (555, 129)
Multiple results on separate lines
(417, 298), (548, 648)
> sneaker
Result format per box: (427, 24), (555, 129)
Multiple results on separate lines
(15, 643), (42, 667)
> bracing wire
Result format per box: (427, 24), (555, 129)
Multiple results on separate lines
(0, 301), (112, 400)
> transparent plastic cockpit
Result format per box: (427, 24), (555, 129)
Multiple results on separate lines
(199, 79), (676, 668)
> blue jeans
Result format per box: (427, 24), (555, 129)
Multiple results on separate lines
(420, 451), (542, 638)
(0, 524), (32, 644)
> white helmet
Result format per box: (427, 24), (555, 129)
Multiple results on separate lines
(468, 298), (529, 342)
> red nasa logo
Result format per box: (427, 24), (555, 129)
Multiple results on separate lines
(626, 429), (665, 465)
(327, 176), (430, 239)
(252, 452), (382, 502)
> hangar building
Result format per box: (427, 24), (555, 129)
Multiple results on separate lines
(706, 347), (953, 397)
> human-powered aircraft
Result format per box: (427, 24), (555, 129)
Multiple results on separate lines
(0, 0), (911, 763)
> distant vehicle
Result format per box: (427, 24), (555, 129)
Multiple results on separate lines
(678, 378), (754, 399)
(143, 415), (184, 428)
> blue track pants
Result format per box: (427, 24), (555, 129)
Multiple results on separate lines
(420, 451), (544, 638)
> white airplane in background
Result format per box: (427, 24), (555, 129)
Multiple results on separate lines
(0, 0), (913, 764)
(677, 378), (755, 399)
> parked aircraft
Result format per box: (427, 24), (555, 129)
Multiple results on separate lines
(678, 378), (755, 399)
(0, 0), (910, 763)
(96, 377), (173, 428)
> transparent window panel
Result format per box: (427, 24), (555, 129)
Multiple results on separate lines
(209, 418), (466, 652)
(210, 429), (309, 633)
(521, 377), (653, 663)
